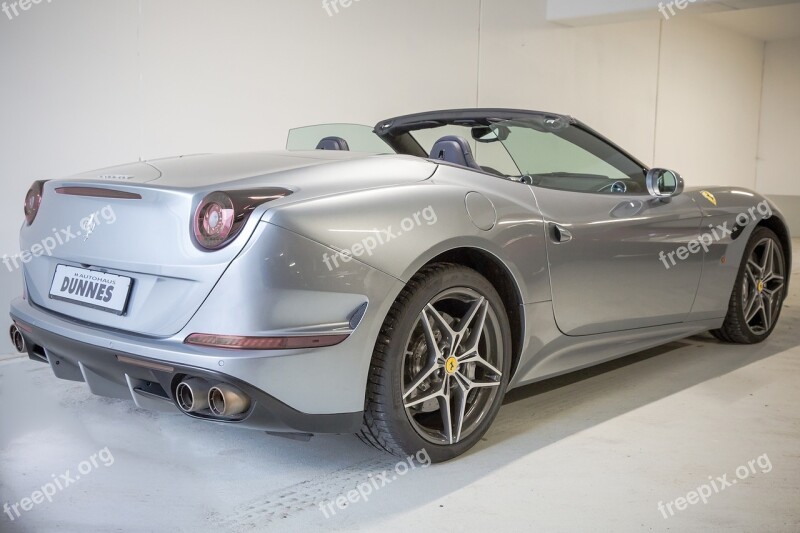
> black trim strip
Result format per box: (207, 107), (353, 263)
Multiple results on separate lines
(55, 187), (142, 199)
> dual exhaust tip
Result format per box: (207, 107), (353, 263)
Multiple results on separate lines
(176, 377), (250, 418)
(9, 325), (25, 353)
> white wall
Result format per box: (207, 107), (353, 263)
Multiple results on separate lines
(479, 0), (765, 189)
(758, 37), (800, 233)
(758, 37), (800, 196)
(136, 0), (481, 159)
(0, 0), (787, 351)
(654, 16), (765, 188)
(479, 0), (660, 166)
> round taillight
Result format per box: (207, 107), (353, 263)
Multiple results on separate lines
(193, 192), (235, 250)
(24, 181), (44, 225)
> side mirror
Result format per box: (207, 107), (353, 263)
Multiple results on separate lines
(646, 168), (684, 199)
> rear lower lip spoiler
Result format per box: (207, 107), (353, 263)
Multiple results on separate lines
(55, 187), (142, 200)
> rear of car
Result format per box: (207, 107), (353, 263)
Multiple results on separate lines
(9, 151), (433, 434)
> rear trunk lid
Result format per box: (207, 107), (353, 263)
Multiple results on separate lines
(20, 151), (433, 337)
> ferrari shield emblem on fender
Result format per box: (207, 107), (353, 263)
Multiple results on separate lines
(701, 191), (717, 206)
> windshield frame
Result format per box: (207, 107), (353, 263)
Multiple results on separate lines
(373, 108), (650, 176)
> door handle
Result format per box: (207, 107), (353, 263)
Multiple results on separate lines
(550, 223), (573, 244)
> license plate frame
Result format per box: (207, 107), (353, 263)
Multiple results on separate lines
(49, 265), (133, 316)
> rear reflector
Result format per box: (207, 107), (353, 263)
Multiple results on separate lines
(13, 320), (33, 334)
(116, 355), (174, 373)
(184, 333), (349, 350)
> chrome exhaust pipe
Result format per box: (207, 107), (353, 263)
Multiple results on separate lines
(208, 384), (251, 417)
(175, 378), (211, 413)
(9, 325), (25, 353)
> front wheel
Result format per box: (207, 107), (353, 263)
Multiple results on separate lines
(359, 264), (512, 463)
(711, 227), (787, 344)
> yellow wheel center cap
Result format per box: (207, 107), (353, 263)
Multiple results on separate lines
(757, 280), (765, 293)
(445, 356), (459, 375)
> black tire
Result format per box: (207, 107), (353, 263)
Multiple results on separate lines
(710, 227), (787, 344)
(359, 263), (512, 463)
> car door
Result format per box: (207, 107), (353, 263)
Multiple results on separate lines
(533, 186), (704, 335)
(496, 120), (704, 335)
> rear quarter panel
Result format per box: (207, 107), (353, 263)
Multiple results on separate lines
(263, 164), (551, 305)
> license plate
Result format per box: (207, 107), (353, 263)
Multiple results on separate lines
(49, 265), (133, 315)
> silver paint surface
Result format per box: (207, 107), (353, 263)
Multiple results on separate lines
(11, 147), (791, 416)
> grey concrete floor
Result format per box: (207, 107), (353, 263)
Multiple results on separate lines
(1, 240), (798, 533)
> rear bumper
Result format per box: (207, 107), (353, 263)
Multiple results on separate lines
(10, 314), (362, 434)
(14, 220), (405, 415)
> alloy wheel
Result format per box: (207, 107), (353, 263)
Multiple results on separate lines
(401, 288), (504, 445)
(742, 237), (785, 336)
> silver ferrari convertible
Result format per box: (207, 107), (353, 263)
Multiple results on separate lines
(9, 109), (791, 462)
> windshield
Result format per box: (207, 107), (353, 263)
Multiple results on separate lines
(396, 117), (646, 192)
(491, 119), (645, 181)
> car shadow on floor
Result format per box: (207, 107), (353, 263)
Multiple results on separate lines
(490, 296), (799, 450)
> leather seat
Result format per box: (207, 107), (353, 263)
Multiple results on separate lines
(429, 135), (482, 171)
(316, 137), (350, 151)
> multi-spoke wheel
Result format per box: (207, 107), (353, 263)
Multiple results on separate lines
(711, 227), (787, 344)
(359, 263), (511, 462)
(402, 289), (505, 446)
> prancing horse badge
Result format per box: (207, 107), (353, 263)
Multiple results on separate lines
(701, 191), (717, 206)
